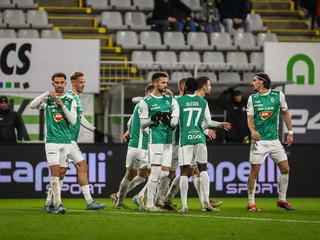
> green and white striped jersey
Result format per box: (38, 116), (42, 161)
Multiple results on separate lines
(65, 90), (83, 141)
(247, 89), (288, 140)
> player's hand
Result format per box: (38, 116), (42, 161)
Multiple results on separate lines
(206, 129), (216, 140)
(151, 111), (162, 122)
(123, 131), (130, 142)
(251, 131), (261, 141)
(221, 122), (231, 131)
(285, 134), (293, 147)
(160, 111), (172, 125)
(94, 128), (105, 141)
(55, 96), (63, 107)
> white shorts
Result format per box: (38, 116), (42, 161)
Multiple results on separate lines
(60, 141), (84, 168)
(249, 139), (287, 165)
(45, 143), (71, 166)
(178, 143), (207, 166)
(126, 146), (149, 170)
(170, 145), (179, 171)
(148, 144), (172, 167)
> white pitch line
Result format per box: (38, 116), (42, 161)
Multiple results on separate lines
(68, 210), (320, 224)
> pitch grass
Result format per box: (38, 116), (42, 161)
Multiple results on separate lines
(0, 198), (319, 240)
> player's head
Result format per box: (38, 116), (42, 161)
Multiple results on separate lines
(178, 78), (187, 95)
(233, 90), (242, 102)
(144, 83), (154, 96)
(70, 71), (85, 94)
(51, 72), (67, 94)
(151, 72), (168, 93)
(196, 76), (212, 95)
(184, 77), (199, 94)
(254, 72), (271, 89)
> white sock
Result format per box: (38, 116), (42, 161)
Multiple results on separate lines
(200, 171), (210, 203)
(146, 166), (161, 208)
(117, 178), (131, 205)
(179, 176), (189, 208)
(45, 188), (53, 206)
(59, 180), (64, 189)
(138, 182), (147, 199)
(278, 173), (289, 202)
(165, 175), (180, 203)
(155, 170), (170, 205)
(127, 176), (146, 193)
(50, 176), (61, 207)
(193, 175), (204, 207)
(247, 179), (256, 205)
(81, 185), (93, 204)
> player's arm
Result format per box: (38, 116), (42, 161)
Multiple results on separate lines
(170, 98), (179, 127)
(139, 100), (154, 129)
(280, 92), (293, 146)
(30, 91), (49, 109)
(127, 114), (133, 134)
(61, 98), (77, 126)
(246, 96), (260, 141)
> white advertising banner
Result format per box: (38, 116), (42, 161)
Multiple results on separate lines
(264, 42), (320, 95)
(0, 39), (100, 93)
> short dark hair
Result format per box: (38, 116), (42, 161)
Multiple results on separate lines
(70, 71), (84, 81)
(185, 77), (199, 93)
(144, 83), (154, 95)
(51, 72), (66, 81)
(255, 72), (271, 89)
(178, 78), (187, 89)
(196, 76), (209, 90)
(151, 72), (168, 83)
(233, 90), (242, 96)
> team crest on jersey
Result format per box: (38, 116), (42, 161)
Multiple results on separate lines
(53, 113), (65, 122)
(260, 111), (272, 120)
(270, 97), (274, 103)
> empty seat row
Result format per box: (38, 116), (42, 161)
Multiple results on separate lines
(0, 0), (38, 9)
(116, 31), (278, 52)
(0, 10), (52, 29)
(0, 29), (62, 39)
(131, 51), (264, 72)
(87, 0), (154, 11)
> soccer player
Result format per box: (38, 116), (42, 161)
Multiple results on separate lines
(111, 83), (154, 209)
(246, 73), (295, 211)
(139, 72), (174, 211)
(30, 72), (77, 214)
(170, 77), (231, 212)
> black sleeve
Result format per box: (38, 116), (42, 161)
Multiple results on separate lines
(14, 112), (24, 141)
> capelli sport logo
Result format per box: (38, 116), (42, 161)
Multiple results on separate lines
(260, 111), (272, 120)
(53, 113), (65, 122)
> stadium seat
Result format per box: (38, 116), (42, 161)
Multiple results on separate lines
(17, 29), (39, 38)
(257, 32), (278, 49)
(226, 52), (254, 71)
(124, 12), (151, 31)
(250, 52), (264, 71)
(12, 0), (39, 9)
(131, 51), (157, 70)
(155, 51), (181, 70)
(100, 12), (128, 30)
(3, 9), (29, 28)
(164, 31), (191, 50)
(26, 10), (53, 29)
(210, 32), (237, 51)
(140, 31), (167, 50)
(187, 32), (214, 51)
(196, 71), (218, 82)
(116, 31), (143, 50)
(110, 0), (136, 11)
(183, 0), (202, 12)
(0, 12), (7, 28)
(86, 0), (112, 10)
(133, 0), (154, 11)
(171, 71), (193, 82)
(0, 29), (17, 38)
(40, 29), (62, 39)
(0, 0), (15, 9)
(246, 14), (268, 33)
(234, 32), (261, 51)
(203, 51), (230, 71)
(242, 72), (256, 83)
(218, 72), (241, 83)
(179, 51), (205, 70)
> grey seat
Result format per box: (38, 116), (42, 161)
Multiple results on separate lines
(218, 72), (241, 83)
(171, 71), (193, 83)
(131, 51), (157, 70)
(0, 0), (15, 8)
(27, 10), (53, 29)
(203, 51), (230, 71)
(110, 0), (136, 11)
(0, 29), (17, 38)
(234, 32), (261, 51)
(116, 31), (143, 50)
(18, 29), (39, 38)
(133, 0), (154, 11)
(155, 51), (181, 70)
(226, 52), (254, 71)
(187, 32), (214, 51)
(125, 12), (151, 31)
(246, 14), (267, 33)
(140, 31), (167, 50)
(179, 51), (205, 70)
(183, 0), (202, 12)
(196, 71), (218, 82)
(100, 12), (128, 30)
(257, 32), (278, 48)
(250, 52), (264, 71)
(12, 0), (39, 9)
(41, 29), (62, 39)
(3, 10), (29, 28)
(210, 32), (237, 51)
(0, 12), (7, 28)
(164, 31), (191, 50)
(86, 0), (112, 10)
(242, 72), (256, 83)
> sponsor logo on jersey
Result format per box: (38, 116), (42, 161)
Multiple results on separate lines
(53, 113), (65, 122)
(260, 111), (272, 120)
